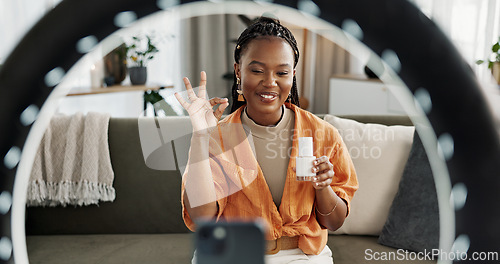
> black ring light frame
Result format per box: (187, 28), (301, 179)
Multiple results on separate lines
(1, 0), (499, 263)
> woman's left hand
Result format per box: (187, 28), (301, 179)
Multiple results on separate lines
(311, 156), (334, 190)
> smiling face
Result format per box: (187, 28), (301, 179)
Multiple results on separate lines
(234, 37), (296, 126)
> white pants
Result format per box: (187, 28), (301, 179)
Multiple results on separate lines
(265, 245), (334, 264)
(192, 245), (334, 264)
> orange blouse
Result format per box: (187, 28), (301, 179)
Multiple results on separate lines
(182, 103), (358, 255)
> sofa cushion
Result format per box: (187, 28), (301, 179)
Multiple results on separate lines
(329, 235), (436, 264)
(324, 115), (414, 235)
(378, 132), (439, 252)
(27, 234), (194, 264)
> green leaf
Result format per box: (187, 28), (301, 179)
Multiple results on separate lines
(492, 42), (500, 53)
(488, 61), (494, 69)
(144, 90), (164, 105)
(476, 60), (484, 65)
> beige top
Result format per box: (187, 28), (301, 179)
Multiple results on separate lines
(241, 106), (295, 207)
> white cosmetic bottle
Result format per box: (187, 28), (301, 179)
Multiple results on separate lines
(296, 137), (316, 181)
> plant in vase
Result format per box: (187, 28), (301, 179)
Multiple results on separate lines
(476, 37), (500, 84)
(125, 34), (159, 85)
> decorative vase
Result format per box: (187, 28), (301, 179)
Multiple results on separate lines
(129, 66), (147, 85)
(104, 44), (128, 85)
(492, 62), (500, 85)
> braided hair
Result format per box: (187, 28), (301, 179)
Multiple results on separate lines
(230, 16), (301, 113)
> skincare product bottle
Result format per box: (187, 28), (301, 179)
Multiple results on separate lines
(296, 137), (316, 181)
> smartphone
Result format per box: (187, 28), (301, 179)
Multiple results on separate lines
(195, 220), (265, 264)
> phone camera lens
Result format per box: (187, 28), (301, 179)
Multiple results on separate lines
(213, 227), (226, 240)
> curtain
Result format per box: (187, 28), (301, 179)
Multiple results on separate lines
(411, 0), (500, 83)
(180, 14), (245, 111)
(411, 0), (500, 126)
(0, 0), (61, 64)
(309, 33), (350, 114)
(288, 28), (352, 114)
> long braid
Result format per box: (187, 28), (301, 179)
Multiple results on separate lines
(230, 16), (301, 113)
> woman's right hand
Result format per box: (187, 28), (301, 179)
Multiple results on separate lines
(174, 71), (229, 135)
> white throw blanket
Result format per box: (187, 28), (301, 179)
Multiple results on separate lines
(28, 112), (115, 207)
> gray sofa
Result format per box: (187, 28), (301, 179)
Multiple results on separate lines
(25, 115), (436, 264)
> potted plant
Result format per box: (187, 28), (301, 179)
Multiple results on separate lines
(476, 37), (500, 84)
(125, 34), (159, 85)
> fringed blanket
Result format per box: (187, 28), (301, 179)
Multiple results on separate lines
(28, 112), (115, 207)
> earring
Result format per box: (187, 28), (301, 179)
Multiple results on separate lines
(237, 89), (244, 102)
(236, 77), (244, 101)
(287, 93), (291, 102)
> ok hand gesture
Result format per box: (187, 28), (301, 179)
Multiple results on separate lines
(174, 71), (229, 135)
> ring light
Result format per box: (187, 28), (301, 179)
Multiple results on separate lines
(1, 0), (499, 263)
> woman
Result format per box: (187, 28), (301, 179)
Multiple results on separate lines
(175, 16), (358, 263)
